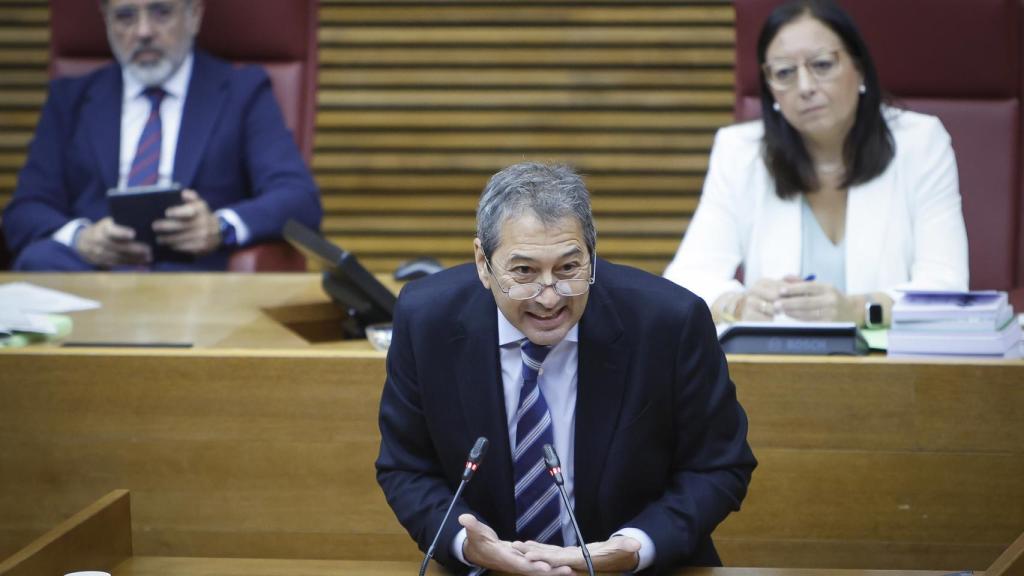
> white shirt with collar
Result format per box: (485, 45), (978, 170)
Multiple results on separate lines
(118, 52), (193, 189)
(53, 52), (250, 248)
(451, 309), (655, 572)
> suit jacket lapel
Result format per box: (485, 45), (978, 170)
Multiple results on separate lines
(83, 67), (122, 191)
(574, 275), (629, 536)
(453, 288), (517, 536)
(174, 51), (227, 186)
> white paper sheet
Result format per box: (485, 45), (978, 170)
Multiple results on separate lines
(0, 309), (58, 335)
(0, 282), (101, 314)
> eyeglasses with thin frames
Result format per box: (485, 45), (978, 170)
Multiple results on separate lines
(762, 49), (845, 91)
(484, 253), (597, 301)
(107, 1), (184, 31)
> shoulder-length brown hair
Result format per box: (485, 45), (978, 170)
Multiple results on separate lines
(757, 0), (894, 199)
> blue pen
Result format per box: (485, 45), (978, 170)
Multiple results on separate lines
(803, 274), (816, 282)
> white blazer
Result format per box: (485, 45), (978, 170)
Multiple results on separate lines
(663, 108), (969, 307)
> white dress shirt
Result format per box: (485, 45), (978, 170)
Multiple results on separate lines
(118, 53), (192, 189)
(451, 310), (655, 571)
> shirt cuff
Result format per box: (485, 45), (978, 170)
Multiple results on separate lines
(612, 527), (656, 573)
(52, 218), (91, 248)
(214, 208), (250, 246)
(451, 527), (478, 568)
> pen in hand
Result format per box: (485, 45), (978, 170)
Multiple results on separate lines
(779, 274), (816, 301)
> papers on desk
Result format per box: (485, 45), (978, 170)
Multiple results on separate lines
(0, 282), (101, 313)
(0, 282), (100, 336)
(0, 309), (60, 335)
(889, 290), (1021, 357)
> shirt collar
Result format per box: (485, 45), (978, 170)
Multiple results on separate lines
(496, 308), (579, 347)
(122, 51), (194, 101)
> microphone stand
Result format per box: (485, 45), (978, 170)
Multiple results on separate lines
(543, 444), (595, 576)
(419, 437), (489, 576)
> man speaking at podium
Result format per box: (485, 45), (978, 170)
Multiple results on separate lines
(3, 0), (321, 270)
(377, 162), (756, 574)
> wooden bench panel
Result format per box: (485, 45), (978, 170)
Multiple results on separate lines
(1, 351), (1020, 569)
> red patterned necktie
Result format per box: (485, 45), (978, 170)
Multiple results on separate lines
(127, 87), (166, 187)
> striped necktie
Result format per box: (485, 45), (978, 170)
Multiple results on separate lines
(127, 87), (166, 187)
(512, 340), (563, 545)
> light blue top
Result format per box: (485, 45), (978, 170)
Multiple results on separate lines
(801, 197), (846, 291)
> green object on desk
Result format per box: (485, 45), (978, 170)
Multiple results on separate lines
(0, 314), (74, 348)
(861, 327), (888, 351)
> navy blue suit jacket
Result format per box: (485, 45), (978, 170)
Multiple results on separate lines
(3, 50), (321, 270)
(376, 260), (756, 574)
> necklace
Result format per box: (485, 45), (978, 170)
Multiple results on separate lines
(816, 162), (844, 175)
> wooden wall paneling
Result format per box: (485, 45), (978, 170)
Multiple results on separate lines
(0, 3), (48, 222)
(314, 0), (734, 274)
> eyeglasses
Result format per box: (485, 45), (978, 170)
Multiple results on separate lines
(484, 254), (597, 301)
(106, 1), (183, 31)
(762, 49), (844, 91)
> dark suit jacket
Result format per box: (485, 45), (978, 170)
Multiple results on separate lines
(376, 260), (756, 574)
(2, 49), (321, 270)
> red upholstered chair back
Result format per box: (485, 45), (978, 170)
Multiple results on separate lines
(733, 0), (1023, 292)
(48, 0), (318, 272)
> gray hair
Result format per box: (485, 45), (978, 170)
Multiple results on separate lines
(476, 162), (597, 260)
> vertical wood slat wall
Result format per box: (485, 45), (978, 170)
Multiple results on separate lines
(0, 0), (735, 274)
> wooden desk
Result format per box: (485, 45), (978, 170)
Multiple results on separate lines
(1, 490), (964, 576)
(1, 273), (1021, 570)
(0, 272), (391, 349)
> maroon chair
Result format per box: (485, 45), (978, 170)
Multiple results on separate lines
(733, 0), (1022, 299)
(48, 0), (318, 272)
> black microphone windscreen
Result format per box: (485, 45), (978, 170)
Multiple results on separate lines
(469, 436), (489, 463)
(543, 443), (560, 468)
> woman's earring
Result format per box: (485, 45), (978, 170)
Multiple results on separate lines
(772, 101), (781, 112)
(858, 83), (867, 94)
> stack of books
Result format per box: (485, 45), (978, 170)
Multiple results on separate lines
(888, 290), (1021, 358)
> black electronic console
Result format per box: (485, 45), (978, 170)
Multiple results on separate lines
(283, 219), (396, 338)
(718, 321), (869, 356)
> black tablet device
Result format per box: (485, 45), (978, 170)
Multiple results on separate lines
(283, 219), (396, 338)
(717, 321), (869, 355)
(107, 183), (183, 247)
(107, 183), (191, 262)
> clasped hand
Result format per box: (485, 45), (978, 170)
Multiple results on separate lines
(76, 189), (222, 268)
(459, 514), (640, 575)
(151, 189), (221, 254)
(738, 276), (855, 322)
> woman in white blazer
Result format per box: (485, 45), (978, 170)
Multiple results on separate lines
(664, 0), (968, 327)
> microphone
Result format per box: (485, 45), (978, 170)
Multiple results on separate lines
(462, 436), (489, 481)
(419, 437), (489, 576)
(543, 443), (594, 576)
